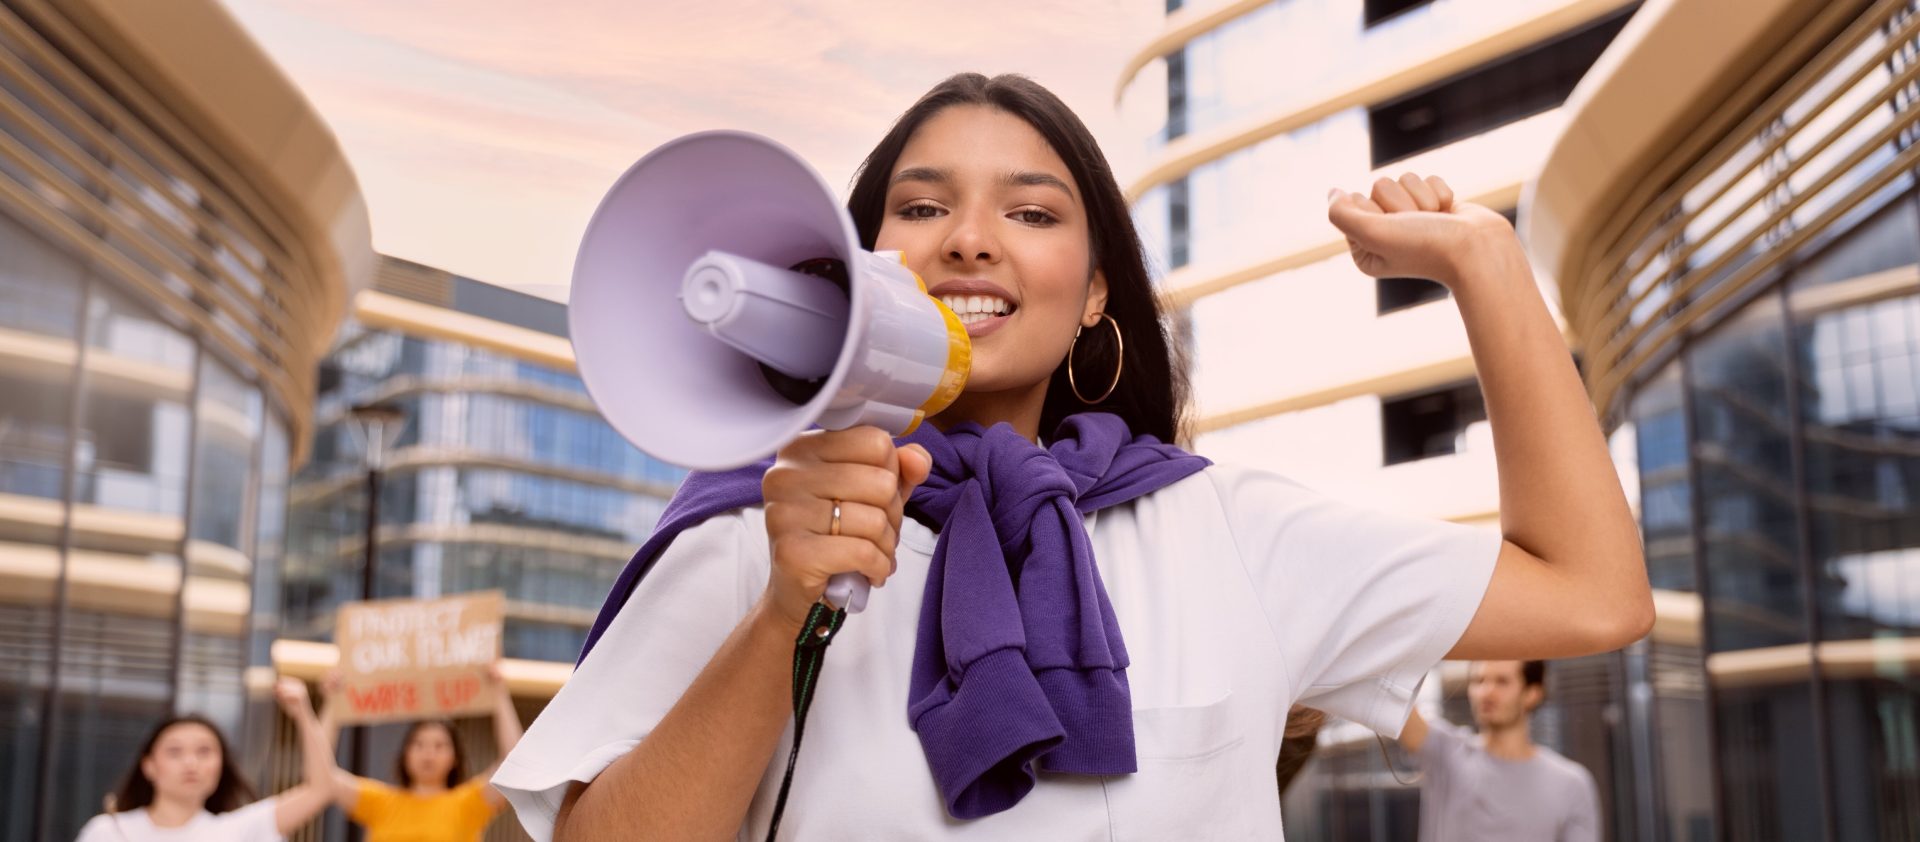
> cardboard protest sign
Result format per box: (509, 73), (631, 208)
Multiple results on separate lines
(334, 590), (504, 725)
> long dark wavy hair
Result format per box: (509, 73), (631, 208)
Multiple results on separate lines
(394, 719), (467, 789)
(109, 715), (257, 815)
(845, 72), (1189, 443)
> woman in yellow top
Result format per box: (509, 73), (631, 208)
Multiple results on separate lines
(313, 664), (525, 842)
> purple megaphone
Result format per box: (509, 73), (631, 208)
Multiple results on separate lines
(568, 131), (971, 612)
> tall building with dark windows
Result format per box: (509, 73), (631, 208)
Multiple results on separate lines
(1531, 1), (1920, 839)
(284, 257), (685, 665)
(0, 1), (372, 839)
(1116, 1), (1638, 837)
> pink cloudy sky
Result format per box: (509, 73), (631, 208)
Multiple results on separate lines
(220, 0), (1159, 300)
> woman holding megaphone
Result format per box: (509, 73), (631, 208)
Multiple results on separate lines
(495, 73), (1652, 841)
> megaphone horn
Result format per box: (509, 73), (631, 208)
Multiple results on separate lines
(569, 131), (971, 613)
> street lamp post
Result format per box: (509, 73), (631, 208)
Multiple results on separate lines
(343, 401), (406, 812)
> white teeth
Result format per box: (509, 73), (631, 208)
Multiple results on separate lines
(939, 293), (1013, 317)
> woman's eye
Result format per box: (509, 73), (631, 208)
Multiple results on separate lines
(1012, 208), (1057, 226)
(897, 202), (944, 220)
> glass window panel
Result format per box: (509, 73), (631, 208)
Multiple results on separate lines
(237, 411), (288, 784)
(1632, 364), (1697, 592)
(1714, 682), (1825, 841)
(1650, 641), (1716, 841)
(0, 212), (82, 504)
(73, 284), (192, 520)
(1825, 677), (1920, 841)
(0, 210), (85, 837)
(49, 285), (192, 837)
(47, 587), (181, 841)
(178, 355), (260, 739)
(0, 602), (55, 841)
(1688, 290), (1806, 652)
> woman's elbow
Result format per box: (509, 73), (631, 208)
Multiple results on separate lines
(1607, 592), (1656, 649)
(1590, 567), (1655, 650)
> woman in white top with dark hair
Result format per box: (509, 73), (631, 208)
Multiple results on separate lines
(493, 72), (1654, 840)
(74, 678), (339, 842)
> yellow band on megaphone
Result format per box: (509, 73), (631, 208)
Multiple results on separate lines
(903, 268), (971, 435)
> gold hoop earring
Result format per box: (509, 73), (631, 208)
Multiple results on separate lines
(1068, 313), (1123, 405)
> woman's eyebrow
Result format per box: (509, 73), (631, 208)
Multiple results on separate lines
(891, 165), (950, 186)
(892, 166), (1075, 202)
(1004, 170), (1075, 200)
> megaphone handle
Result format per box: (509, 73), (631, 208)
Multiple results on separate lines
(823, 572), (869, 613)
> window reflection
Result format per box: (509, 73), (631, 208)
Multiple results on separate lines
(0, 212), (82, 841)
(1633, 365), (1696, 591)
(179, 354), (263, 737)
(74, 284), (193, 518)
(1789, 187), (1920, 838)
(289, 327), (685, 663)
(1688, 293), (1806, 652)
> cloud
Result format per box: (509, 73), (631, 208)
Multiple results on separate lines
(221, 0), (1158, 293)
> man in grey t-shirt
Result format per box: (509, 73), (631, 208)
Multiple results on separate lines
(1399, 660), (1600, 842)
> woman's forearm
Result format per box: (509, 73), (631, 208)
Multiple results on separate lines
(556, 600), (798, 842)
(272, 686), (346, 834)
(291, 705), (338, 789)
(319, 695), (342, 752)
(493, 677), (525, 757)
(1450, 236), (1651, 633)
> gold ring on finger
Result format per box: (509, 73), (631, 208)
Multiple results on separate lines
(829, 499), (842, 537)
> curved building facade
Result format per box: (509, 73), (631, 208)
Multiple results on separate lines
(0, 0), (371, 839)
(1529, 0), (1920, 838)
(1118, 1), (1639, 838)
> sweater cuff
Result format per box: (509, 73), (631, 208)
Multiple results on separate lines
(910, 647), (1065, 819)
(1032, 665), (1136, 774)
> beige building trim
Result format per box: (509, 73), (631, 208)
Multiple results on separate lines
(1524, 0), (1852, 295)
(288, 445), (678, 507)
(37, 0), (374, 326)
(1114, 0), (1270, 101)
(313, 373), (602, 429)
(355, 289), (579, 373)
(1191, 354), (1478, 436)
(1706, 638), (1920, 690)
(0, 327), (225, 411)
(272, 638), (576, 699)
(1159, 182), (1523, 309)
(0, 540), (255, 634)
(0, 492), (186, 552)
(1123, 0), (1636, 202)
(1649, 588), (1703, 648)
(324, 522), (639, 564)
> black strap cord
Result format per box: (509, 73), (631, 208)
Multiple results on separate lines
(763, 600), (848, 842)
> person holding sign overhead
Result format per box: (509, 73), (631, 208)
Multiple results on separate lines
(296, 592), (522, 842)
(283, 662), (523, 842)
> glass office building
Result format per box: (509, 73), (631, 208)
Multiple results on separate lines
(0, 1), (371, 839)
(284, 257), (684, 668)
(1531, 0), (1920, 839)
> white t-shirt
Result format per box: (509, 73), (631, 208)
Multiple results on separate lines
(493, 465), (1501, 841)
(73, 798), (282, 842)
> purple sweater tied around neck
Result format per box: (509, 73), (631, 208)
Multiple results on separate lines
(577, 412), (1210, 818)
